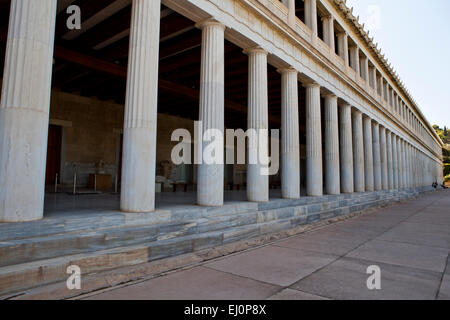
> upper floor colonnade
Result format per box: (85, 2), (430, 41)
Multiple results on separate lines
(0, 0), (443, 222)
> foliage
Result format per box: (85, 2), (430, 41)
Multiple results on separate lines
(434, 125), (450, 181)
(445, 164), (450, 177)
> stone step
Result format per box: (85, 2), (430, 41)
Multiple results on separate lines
(0, 191), (405, 268)
(0, 189), (418, 296)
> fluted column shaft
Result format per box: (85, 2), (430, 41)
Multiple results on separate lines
(304, 0), (318, 37)
(324, 95), (340, 195)
(352, 110), (365, 192)
(121, 0), (161, 213)
(0, 0), (57, 222)
(363, 116), (374, 191)
(386, 131), (394, 189)
(246, 48), (269, 202)
(372, 123), (382, 191)
(197, 20), (225, 206)
(397, 137), (403, 189)
(392, 134), (399, 189)
(379, 127), (388, 190)
(280, 68), (300, 199)
(305, 83), (323, 196)
(339, 103), (354, 193)
(401, 140), (407, 188)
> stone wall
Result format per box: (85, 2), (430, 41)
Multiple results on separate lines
(49, 90), (196, 187)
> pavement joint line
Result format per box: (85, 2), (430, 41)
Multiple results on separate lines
(285, 192), (445, 292)
(436, 252), (450, 300)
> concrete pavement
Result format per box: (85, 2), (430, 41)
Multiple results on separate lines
(83, 190), (450, 300)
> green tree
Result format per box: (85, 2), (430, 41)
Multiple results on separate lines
(445, 126), (448, 136)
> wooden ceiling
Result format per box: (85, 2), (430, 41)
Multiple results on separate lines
(0, 0), (309, 131)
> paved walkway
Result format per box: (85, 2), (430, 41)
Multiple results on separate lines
(84, 190), (450, 300)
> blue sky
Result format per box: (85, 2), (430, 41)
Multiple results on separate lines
(346, 0), (450, 128)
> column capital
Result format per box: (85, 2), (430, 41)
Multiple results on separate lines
(352, 108), (362, 115)
(277, 67), (298, 75)
(323, 92), (337, 99)
(321, 15), (333, 22)
(243, 46), (268, 56)
(339, 101), (351, 108)
(303, 81), (320, 89)
(195, 18), (226, 31)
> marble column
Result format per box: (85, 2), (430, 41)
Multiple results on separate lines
(282, 0), (296, 25)
(372, 122), (382, 191)
(339, 103), (354, 193)
(279, 68), (300, 199)
(337, 32), (349, 66)
(349, 46), (360, 76)
(121, 0), (161, 213)
(0, 0), (57, 222)
(386, 130), (394, 189)
(352, 110), (365, 192)
(305, 83), (323, 196)
(322, 16), (335, 52)
(380, 126), (388, 190)
(363, 116), (374, 192)
(246, 47), (269, 202)
(305, 0), (318, 37)
(324, 94), (340, 195)
(361, 56), (369, 82)
(401, 140), (407, 188)
(370, 67), (377, 92)
(397, 137), (403, 189)
(197, 20), (225, 206)
(392, 134), (399, 189)
(406, 143), (412, 188)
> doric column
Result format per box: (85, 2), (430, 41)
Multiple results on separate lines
(305, 0), (318, 37)
(121, 0), (161, 213)
(386, 130), (394, 189)
(246, 47), (269, 202)
(322, 15), (335, 52)
(406, 143), (411, 188)
(401, 140), (407, 188)
(392, 134), (399, 189)
(0, 0), (57, 222)
(305, 82), (323, 196)
(337, 32), (349, 66)
(197, 20), (225, 206)
(324, 94), (340, 195)
(379, 126), (388, 190)
(372, 122), (382, 191)
(363, 116), (374, 192)
(339, 103), (354, 193)
(279, 68), (300, 199)
(349, 46), (360, 76)
(397, 137), (403, 189)
(352, 110), (365, 192)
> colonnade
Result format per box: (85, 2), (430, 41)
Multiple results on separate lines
(0, 0), (442, 222)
